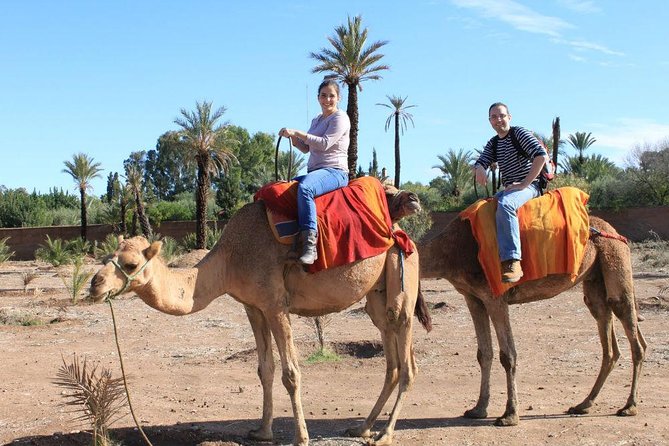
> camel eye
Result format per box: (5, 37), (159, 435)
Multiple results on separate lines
(124, 263), (138, 272)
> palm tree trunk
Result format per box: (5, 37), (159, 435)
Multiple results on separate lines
(552, 117), (560, 173)
(135, 193), (152, 238)
(119, 195), (127, 234)
(195, 156), (210, 249)
(79, 187), (87, 241)
(346, 83), (359, 180)
(394, 112), (401, 188)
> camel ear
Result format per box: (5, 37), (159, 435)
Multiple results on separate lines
(144, 241), (162, 260)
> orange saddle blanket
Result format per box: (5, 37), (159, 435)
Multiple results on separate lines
(254, 176), (413, 273)
(459, 187), (590, 297)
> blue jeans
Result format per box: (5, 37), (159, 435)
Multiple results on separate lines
(495, 183), (541, 262)
(294, 168), (349, 232)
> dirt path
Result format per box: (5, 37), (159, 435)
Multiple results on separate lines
(1, 259), (668, 445)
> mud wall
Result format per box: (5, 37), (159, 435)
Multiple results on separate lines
(1, 207), (667, 261)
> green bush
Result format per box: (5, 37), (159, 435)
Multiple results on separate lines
(0, 237), (14, 263)
(180, 226), (222, 250)
(34, 236), (74, 266)
(65, 238), (93, 257)
(94, 234), (121, 260)
(398, 210), (433, 242)
(158, 236), (184, 264)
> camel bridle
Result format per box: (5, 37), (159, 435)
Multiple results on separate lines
(107, 257), (152, 299)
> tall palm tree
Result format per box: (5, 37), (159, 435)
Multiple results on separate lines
(310, 15), (389, 179)
(62, 153), (103, 241)
(124, 151), (152, 238)
(568, 131), (596, 165)
(433, 149), (475, 197)
(175, 101), (236, 249)
(378, 95), (416, 188)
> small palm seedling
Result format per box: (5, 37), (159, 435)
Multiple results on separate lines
(35, 235), (74, 266)
(94, 234), (121, 261)
(60, 257), (94, 303)
(53, 353), (127, 446)
(0, 237), (14, 263)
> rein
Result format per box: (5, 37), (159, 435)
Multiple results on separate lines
(590, 226), (629, 244)
(108, 257), (152, 299)
(274, 135), (294, 181)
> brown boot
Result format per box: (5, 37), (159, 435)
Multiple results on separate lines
(501, 259), (523, 283)
(299, 230), (318, 265)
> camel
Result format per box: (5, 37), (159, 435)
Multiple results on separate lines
(419, 212), (647, 427)
(89, 184), (431, 446)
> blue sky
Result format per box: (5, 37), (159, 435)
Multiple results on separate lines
(2, 0), (668, 195)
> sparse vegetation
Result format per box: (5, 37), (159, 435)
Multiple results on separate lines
(94, 234), (121, 260)
(0, 309), (44, 326)
(632, 231), (669, 270)
(53, 353), (127, 446)
(22, 271), (39, 293)
(180, 226), (222, 250)
(60, 257), (94, 303)
(0, 237), (14, 263)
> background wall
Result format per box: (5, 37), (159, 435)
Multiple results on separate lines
(1, 207), (668, 261)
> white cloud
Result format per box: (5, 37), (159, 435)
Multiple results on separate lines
(576, 118), (669, 165)
(450, 0), (572, 37)
(450, 0), (623, 62)
(557, 0), (601, 14)
(552, 38), (625, 56)
(568, 53), (587, 62)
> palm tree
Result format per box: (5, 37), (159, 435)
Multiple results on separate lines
(433, 149), (475, 197)
(175, 101), (237, 249)
(568, 131), (596, 165)
(378, 95), (416, 188)
(310, 15), (389, 179)
(124, 151), (152, 238)
(62, 153), (103, 241)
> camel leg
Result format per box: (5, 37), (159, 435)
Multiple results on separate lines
(487, 299), (519, 426)
(608, 289), (647, 416)
(244, 305), (275, 442)
(346, 289), (400, 442)
(266, 310), (309, 446)
(463, 294), (493, 419)
(568, 279), (619, 415)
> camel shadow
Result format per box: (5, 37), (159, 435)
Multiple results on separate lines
(6, 412), (605, 446)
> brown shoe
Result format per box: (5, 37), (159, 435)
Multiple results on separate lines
(501, 260), (523, 283)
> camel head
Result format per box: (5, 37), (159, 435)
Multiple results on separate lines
(384, 184), (422, 223)
(89, 235), (163, 302)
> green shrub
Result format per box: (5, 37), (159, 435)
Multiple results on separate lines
(158, 236), (183, 264)
(399, 210), (433, 242)
(35, 235), (74, 266)
(94, 234), (121, 260)
(0, 237), (14, 263)
(180, 226), (222, 250)
(65, 238), (93, 257)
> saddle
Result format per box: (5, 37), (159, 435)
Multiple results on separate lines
(254, 176), (413, 273)
(460, 187), (590, 296)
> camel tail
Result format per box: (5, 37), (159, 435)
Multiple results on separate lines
(414, 282), (433, 333)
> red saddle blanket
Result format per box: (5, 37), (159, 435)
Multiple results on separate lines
(459, 187), (590, 297)
(254, 176), (414, 273)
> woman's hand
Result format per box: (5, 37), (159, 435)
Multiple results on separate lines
(279, 127), (294, 138)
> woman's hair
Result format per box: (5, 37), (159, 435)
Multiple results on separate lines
(318, 77), (340, 96)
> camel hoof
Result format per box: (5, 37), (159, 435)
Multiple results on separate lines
(247, 427), (273, 442)
(617, 405), (638, 416)
(494, 413), (519, 427)
(567, 403), (591, 415)
(346, 426), (373, 439)
(464, 407), (487, 419)
(370, 430), (393, 446)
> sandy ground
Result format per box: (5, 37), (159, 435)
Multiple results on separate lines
(0, 253), (668, 446)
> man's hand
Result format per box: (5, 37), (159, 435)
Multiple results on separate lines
(474, 165), (488, 186)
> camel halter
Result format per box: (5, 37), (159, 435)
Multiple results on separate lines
(107, 257), (152, 299)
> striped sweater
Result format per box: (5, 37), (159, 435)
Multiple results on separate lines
(475, 126), (547, 186)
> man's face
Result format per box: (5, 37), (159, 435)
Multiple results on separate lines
(489, 105), (511, 135)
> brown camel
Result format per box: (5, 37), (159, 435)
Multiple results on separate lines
(419, 213), (647, 426)
(89, 185), (431, 446)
